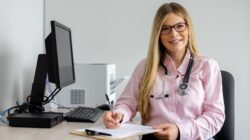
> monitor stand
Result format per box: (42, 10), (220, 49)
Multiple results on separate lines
(7, 54), (63, 128)
(29, 54), (47, 112)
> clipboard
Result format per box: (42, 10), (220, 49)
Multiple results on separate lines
(70, 123), (160, 140)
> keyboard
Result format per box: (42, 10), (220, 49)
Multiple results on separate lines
(64, 106), (103, 123)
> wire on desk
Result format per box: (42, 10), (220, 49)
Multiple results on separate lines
(49, 101), (72, 111)
(0, 112), (7, 124)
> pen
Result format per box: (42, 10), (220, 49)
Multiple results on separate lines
(105, 94), (120, 125)
(105, 94), (114, 114)
(85, 129), (112, 136)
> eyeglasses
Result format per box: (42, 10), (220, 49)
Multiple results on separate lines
(160, 22), (187, 35)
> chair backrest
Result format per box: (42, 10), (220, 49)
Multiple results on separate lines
(214, 70), (234, 140)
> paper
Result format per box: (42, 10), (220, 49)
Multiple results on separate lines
(110, 77), (128, 90)
(74, 123), (159, 139)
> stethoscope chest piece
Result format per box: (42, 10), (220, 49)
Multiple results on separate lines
(178, 83), (188, 96)
(154, 53), (194, 99)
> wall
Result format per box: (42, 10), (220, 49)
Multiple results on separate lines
(45, 0), (250, 139)
(0, 0), (44, 112)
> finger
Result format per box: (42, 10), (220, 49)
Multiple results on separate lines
(153, 123), (170, 129)
(104, 112), (116, 122)
(154, 125), (170, 136)
(114, 113), (123, 123)
(104, 118), (118, 128)
(155, 129), (168, 136)
(103, 112), (117, 127)
(106, 121), (120, 129)
(106, 113), (123, 128)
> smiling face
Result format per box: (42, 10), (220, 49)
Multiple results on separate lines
(160, 13), (189, 57)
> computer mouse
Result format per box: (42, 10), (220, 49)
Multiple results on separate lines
(96, 104), (110, 111)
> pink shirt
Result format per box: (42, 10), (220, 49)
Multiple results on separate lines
(114, 51), (225, 140)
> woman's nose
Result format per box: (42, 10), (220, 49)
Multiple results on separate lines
(169, 28), (179, 36)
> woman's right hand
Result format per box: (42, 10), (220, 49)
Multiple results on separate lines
(103, 111), (123, 129)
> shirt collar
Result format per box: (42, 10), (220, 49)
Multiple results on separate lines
(178, 50), (191, 76)
(163, 50), (191, 77)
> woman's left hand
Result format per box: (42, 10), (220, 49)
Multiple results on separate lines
(153, 123), (180, 140)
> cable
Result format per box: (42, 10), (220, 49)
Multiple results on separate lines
(43, 88), (61, 105)
(0, 108), (9, 124)
(49, 101), (72, 111)
(4, 84), (60, 117)
(0, 115), (6, 124)
(5, 83), (62, 116)
(43, 88), (58, 103)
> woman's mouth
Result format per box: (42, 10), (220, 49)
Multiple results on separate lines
(168, 39), (182, 44)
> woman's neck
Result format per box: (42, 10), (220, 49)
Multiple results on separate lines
(169, 50), (186, 68)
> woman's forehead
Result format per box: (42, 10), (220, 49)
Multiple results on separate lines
(162, 13), (185, 25)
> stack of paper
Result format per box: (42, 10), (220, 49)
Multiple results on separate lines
(70, 123), (159, 140)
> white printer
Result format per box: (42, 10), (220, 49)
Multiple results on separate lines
(56, 63), (117, 108)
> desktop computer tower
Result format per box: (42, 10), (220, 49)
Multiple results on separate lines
(56, 64), (116, 108)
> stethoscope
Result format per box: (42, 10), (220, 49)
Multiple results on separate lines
(150, 54), (194, 99)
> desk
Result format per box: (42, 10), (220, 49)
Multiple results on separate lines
(0, 112), (141, 140)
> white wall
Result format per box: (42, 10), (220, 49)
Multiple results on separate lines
(0, 0), (44, 111)
(45, 0), (250, 139)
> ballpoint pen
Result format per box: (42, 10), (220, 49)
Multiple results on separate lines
(105, 94), (121, 125)
(105, 94), (114, 114)
(85, 129), (112, 136)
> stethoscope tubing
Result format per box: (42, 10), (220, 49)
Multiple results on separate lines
(151, 54), (194, 98)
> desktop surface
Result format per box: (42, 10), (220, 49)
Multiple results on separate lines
(0, 110), (141, 140)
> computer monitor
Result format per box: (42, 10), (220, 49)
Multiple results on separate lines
(46, 21), (75, 88)
(29, 21), (75, 112)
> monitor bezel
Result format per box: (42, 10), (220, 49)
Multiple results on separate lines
(46, 20), (75, 88)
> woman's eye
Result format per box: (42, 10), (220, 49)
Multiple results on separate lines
(176, 23), (185, 30)
(177, 24), (184, 28)
(162, 27), (170, 31)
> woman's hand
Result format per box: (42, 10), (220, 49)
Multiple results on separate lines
(153, 123), (180, 140)
(103, 111), (123, 129)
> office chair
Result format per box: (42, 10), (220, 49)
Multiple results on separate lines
(214, 70), (235, 140)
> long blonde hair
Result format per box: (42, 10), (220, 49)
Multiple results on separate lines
(138, 2), (199, 123)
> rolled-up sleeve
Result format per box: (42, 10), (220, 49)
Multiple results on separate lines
(113, 60), (146, 123)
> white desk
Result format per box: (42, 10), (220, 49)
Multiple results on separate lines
(0, 112), (141, 140)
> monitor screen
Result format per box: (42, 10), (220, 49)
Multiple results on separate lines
(46, 21), (75, 88)
(29, 21), (75, 112)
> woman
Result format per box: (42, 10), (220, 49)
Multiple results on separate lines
(103, 2), (225, 140)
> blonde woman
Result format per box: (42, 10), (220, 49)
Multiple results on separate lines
(103, 2), (225, 140)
